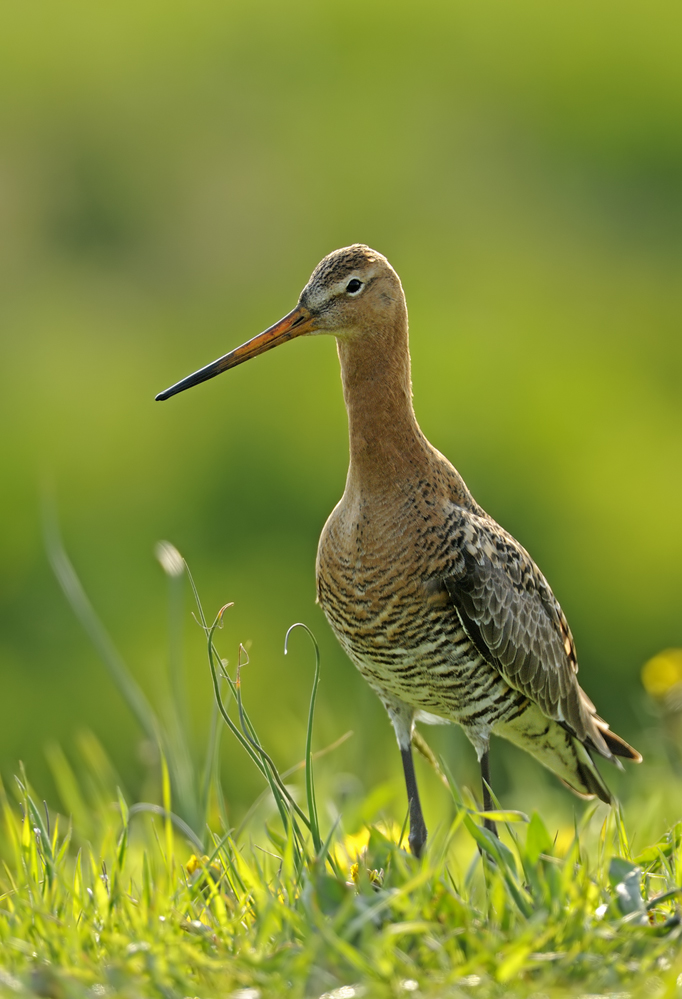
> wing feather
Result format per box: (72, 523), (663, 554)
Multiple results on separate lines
(442, 510), (610, 756)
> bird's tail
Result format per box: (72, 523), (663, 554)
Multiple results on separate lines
(558, 744), (613, 804)
(592, 716), (642, 762)
(493, 703), (616, 804)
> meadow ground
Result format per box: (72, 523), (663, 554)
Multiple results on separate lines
(2, 541), (682, 999)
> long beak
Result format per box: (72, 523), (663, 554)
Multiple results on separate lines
(155, 304), (315, 401)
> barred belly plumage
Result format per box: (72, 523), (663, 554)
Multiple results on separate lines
(317, 560), (530, 755)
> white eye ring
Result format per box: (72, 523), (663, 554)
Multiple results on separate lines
(346, 278), (363, 295)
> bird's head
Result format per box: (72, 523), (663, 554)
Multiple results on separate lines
(155, 245), (403, 401)
(300, 244), (403, 337)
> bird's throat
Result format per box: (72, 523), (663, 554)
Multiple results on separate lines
(337, 328), (431, 493)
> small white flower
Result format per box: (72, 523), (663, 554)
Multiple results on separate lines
(319, 987), (365, 999)
(155, 540), (184, 577)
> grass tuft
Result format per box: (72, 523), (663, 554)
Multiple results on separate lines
(2, 525), (680, 997)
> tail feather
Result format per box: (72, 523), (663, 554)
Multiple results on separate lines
(562, 748), (613, 805)
(593, 718), (643, 763)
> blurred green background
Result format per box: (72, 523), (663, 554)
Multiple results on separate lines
(1, 0), (681, 830)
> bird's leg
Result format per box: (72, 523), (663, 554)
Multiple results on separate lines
(400, 744), (427, 858)
(385, 700), (427, 858)
(480, 749), (498, 837)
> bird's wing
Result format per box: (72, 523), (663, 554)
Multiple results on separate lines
(441, 510), (605, 752)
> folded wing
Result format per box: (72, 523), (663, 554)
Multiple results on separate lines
(442, 512), (639, 762)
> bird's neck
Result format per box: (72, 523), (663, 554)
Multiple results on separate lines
(336, 319), (431, 494)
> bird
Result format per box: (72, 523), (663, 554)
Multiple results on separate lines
(156, 244), (641, 858)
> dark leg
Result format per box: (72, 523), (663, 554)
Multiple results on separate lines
(400, 745), (427, 858)
(480, 749), (498, 837)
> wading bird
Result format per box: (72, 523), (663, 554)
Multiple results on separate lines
(156, 245), (641, 857)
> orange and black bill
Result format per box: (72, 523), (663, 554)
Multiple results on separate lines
(155, 304), (315, 401)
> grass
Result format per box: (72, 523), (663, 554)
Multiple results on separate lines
(1, 527), (681, 998)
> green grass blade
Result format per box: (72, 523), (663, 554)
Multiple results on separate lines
(285, 622), (322, 855)
(42, 498), (161, 748)
(128, 804), (204, 853)
(232, 643), (310, 847)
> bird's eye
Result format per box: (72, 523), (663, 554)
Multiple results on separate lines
(346, 278), (363, 295)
